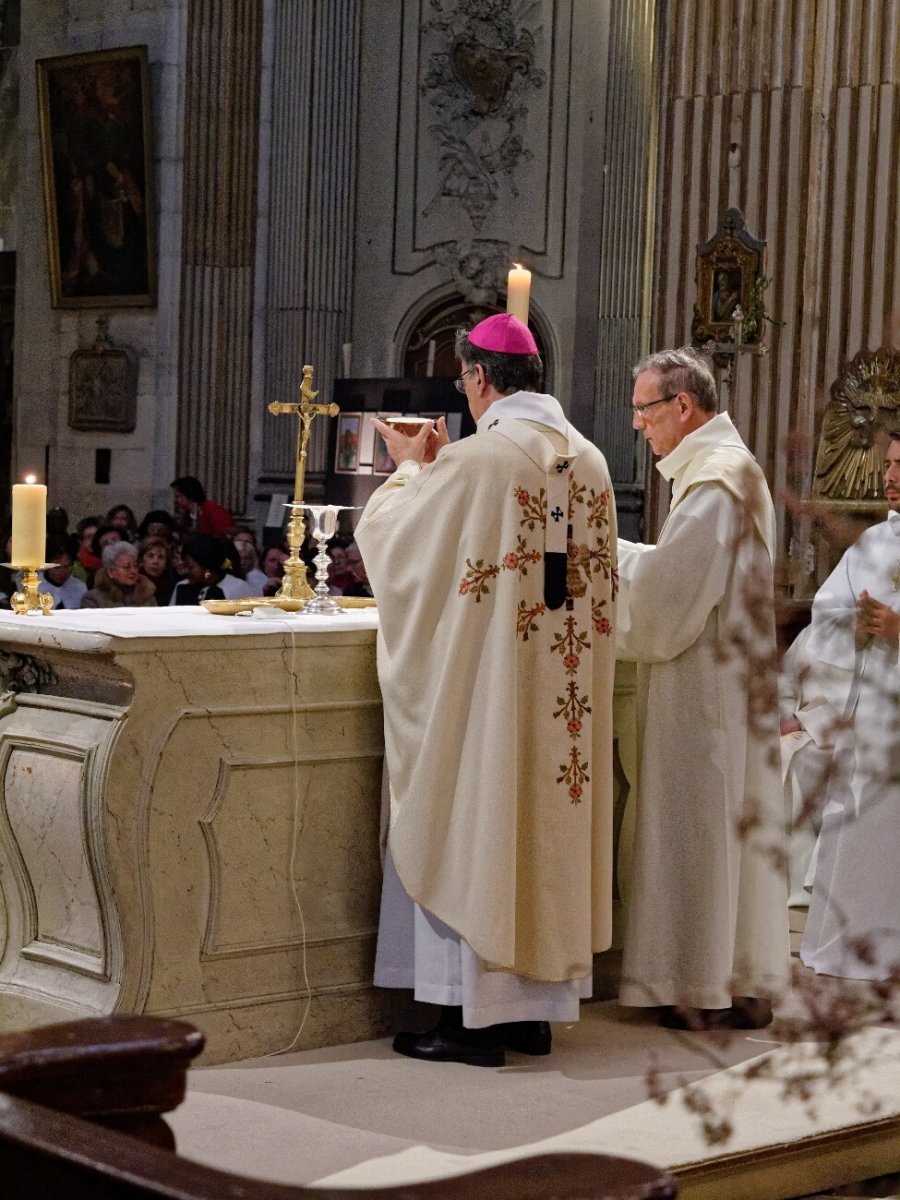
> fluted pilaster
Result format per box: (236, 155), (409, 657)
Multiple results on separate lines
(176, 0), (263, 513)
(261, 0), (361, 483)
(593, 0), (659, 501)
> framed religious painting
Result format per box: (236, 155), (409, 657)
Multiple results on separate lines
(691, 208), (765, 346)
(36, 45), (157, 308)
(335, 412), (362, 474)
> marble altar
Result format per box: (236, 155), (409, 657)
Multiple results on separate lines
(0, 607), (390, 1064)
(0, 606), (636, 1065)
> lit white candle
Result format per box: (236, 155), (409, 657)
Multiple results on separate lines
(506, 263), (532, 324)
(11, 475), (46, 567)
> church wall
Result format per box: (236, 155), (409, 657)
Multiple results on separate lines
(352, 1), (612, 418)
(648, 0), (900, 543)
(0, 0), (20, 252)
(13, 0), (186, 523)
(175, 0), (264, 516)
(257, 0), (361, 501)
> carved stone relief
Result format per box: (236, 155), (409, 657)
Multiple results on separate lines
(394, 0), (571, 280)
(420, 0), (544, 230)
(433, 238), (510, 305)
(0, 652), (56, 696)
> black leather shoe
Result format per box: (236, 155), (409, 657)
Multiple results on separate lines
(392, 1027), (505, 1067)
(494, 1020), (552, 1055)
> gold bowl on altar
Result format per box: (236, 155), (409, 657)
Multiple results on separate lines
(201, 596), (376, 616)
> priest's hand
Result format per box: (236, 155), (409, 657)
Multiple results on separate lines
(856, 590), (900, 644)
(372, 418), (439, 467)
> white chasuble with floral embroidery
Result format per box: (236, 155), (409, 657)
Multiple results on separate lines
(356, 400), (617, 982)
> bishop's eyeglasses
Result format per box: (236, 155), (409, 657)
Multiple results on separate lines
(454, 367), (476, 393)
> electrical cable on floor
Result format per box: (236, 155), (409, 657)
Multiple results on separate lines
(251, 616), (312, 1058)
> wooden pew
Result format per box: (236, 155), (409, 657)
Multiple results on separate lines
(0, 1016), (677, 1199)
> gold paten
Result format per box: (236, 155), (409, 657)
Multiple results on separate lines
(201, 596), (375, 616)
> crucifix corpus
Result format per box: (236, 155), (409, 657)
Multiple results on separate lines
(267, 364), (339, 601)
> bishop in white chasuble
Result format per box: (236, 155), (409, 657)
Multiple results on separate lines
(356, 315), (617, 1062)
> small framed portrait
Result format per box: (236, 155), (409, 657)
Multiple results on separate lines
(373, 412), (399, 475)
(69, 343), (138, 431)
(691, 208), (765, 345)
(335, 412), (362, 474)
(36, 45), (157, 309)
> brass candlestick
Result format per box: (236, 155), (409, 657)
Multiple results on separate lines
(268, 365), (340, 602)
(3, 564), (57, 615)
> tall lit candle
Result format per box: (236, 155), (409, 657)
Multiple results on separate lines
(11, 475), (46, 567)
(506, 263), (532, 324)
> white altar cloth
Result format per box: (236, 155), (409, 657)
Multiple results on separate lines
(0, 605), (378, 643)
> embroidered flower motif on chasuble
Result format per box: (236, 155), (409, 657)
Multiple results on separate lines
(458, 481), (616, 804)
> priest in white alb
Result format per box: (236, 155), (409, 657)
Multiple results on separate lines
(800, 434), (900, 980)
(615, 347), (790, 1030)
(356, 314), (618, 1066)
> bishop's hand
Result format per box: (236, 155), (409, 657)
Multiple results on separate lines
(372, 417), (448, 466)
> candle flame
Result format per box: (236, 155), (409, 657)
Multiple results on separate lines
(513, 262), (522, 269)
(24, 474), (36, 484)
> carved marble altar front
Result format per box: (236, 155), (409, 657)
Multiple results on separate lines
(0, 608), (389, 1064)
(0, 608), (636, 1063)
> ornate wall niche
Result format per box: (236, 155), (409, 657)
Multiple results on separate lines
(691, 208), (766, 347)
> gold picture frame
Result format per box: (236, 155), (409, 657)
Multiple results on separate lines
(36, 45), (157, 309)
(691, 208), (765, 346)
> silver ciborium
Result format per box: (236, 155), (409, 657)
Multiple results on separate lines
(293, 504), (347, 616)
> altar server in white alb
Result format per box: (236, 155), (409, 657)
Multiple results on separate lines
(801, 434), (900, 980)
(356, 314), (618, 1066)
(616, 347), (789, 1030)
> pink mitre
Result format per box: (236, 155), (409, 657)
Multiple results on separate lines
(468, 313), (538, 355)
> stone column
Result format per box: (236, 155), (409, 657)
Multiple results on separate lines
(176, 0), (263, 513)
(581, 0), (659, 541)
(260, 0), (361, 489)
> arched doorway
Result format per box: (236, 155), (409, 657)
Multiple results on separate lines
(401, 296), (551, 385)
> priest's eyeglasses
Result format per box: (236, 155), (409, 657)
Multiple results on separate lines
(631, 392), (678, 418)
(454, 367), (476, 393)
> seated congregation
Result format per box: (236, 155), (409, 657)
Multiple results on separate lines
(0, 473), (372, 613)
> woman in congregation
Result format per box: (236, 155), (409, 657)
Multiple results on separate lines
(80, 542), (157, 609)
(170, 535), (255, 605)
(261, 543), (289, 596)
(73, 516), (103, 585)
(138, 536), (179, 606)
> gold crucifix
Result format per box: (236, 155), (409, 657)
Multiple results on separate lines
(268, 364), (340, 504)
(267, 364), (339, 600)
